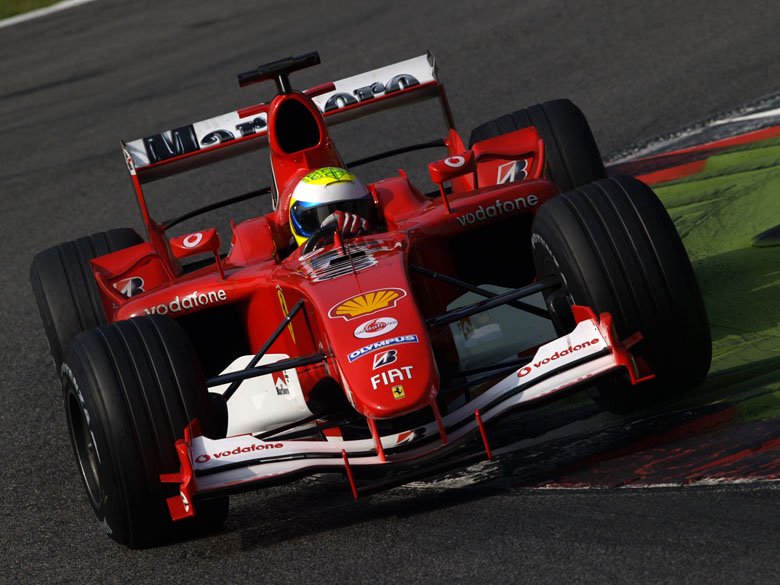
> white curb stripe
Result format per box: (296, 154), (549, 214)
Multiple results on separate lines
(0, 0), (99, 29)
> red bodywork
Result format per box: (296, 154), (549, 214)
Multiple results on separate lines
(60, 53), (661, 523)
(95, 72), (557, 422)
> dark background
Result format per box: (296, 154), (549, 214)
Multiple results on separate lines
(2, 1), (779, 583)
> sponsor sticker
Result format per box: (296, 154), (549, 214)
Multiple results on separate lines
(272, 371), (290, 395)
(518, 337), (603, 378)
(348, 334), (418, 363)
(496, 159), (529, 184)
(444, 155), (466, 168)
(392, 385), (406, 400)
(277, 286), (296, 343)
(354, 317), (398, 339)
(143, 289), (227, 315)
(371, 366), (413, 390)
(372, 349), (398, 370)
(456, 195), (539, 227)
(329, 288), (406, 321)
(113, 276), (145, 298)
(194, 442), (284, 464)
(183, 232), (204, 248)
(319, 72), (421, 112)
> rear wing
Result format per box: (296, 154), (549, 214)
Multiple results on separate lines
(123, 52), (449, 184)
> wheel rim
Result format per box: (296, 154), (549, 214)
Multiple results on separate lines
(67, 393), (102, 506)
(538, 256), (575, 334)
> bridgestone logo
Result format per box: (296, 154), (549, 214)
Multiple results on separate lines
(195, 442), (283, 463)
(456, 195), (539, 227)
(144, 290), (227, 315)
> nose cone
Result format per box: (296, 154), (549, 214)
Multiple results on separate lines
(300, 246), (440, 418)
(338, 329), (438, 418)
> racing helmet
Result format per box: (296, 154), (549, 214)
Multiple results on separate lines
(289, 167), (373, 246)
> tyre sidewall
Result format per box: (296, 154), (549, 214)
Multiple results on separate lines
(61, 356), (130, 543)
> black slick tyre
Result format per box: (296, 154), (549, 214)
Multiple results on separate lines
(530, 175), (711, 412)
(30, 228), (143, 370)
(61, 315), (228, 548)
(468, 99), (606, 191)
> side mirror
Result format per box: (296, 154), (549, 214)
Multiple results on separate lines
(170, 228), (221, 259)
(169, 228), (225, 279)
(427, 151), (478, 213)
(428, 151), (477, 185)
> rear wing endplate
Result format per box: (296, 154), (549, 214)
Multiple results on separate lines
(123, 52), (442, 184)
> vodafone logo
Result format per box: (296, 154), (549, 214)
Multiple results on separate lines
(194, 442), (284, 463)
(518, 338), (601, 378)
(183, 232), (204, 248)
(354, 317), (398, 339)
(444, 155), (466, 168)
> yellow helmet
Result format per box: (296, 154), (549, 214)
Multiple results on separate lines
(289, 167), (372, 246)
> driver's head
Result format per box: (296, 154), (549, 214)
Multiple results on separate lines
(289, 167), (372, 246)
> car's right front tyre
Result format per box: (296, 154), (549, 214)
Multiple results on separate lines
(61, 315), (228, 547)
(531, 175), (711, 412)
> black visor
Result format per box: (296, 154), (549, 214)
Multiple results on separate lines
(291, 196), (372, 237)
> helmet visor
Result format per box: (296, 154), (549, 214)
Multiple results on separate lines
(291, 196), (373, 238)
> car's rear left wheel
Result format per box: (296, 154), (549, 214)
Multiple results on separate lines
(469, 98), (606, 191)
(30, 228), (143, 370)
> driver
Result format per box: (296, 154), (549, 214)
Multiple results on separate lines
(289, 167), (374, 247)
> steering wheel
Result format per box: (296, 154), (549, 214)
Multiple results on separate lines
(302, 223), (338, 255)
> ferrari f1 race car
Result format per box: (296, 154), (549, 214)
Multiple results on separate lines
(31, 51), (711, 547)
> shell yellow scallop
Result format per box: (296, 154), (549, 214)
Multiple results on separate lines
(329, 288), (406, 320)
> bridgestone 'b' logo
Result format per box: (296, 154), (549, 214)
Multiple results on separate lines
(373, 349), (398, 369)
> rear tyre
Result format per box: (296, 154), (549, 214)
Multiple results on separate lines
(468, 99), (606, 191)
(61, 315), (228, 548)
(530, 176), (711, 412)
(30, 228), (143, 370)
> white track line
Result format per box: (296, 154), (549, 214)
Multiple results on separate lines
(0, 0), (99, 29)
(710, 106), (780, 125)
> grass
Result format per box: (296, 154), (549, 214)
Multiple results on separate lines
(651, 135), (780, 416)
(1, 0), (62, 19)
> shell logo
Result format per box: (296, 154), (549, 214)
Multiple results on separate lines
(329, 288), (407, 320)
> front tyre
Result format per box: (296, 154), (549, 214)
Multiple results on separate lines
(62, 315), (228, 548)
(531, 176), (711, 412)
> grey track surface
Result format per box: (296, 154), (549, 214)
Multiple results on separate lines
(2, 1), (780, 583)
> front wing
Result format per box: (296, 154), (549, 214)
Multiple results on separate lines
(161, 308), (653, 520)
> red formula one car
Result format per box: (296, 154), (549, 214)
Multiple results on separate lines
(31, 51), (711, 547)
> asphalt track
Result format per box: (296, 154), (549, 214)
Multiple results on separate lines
(2, 1), (780, 583)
